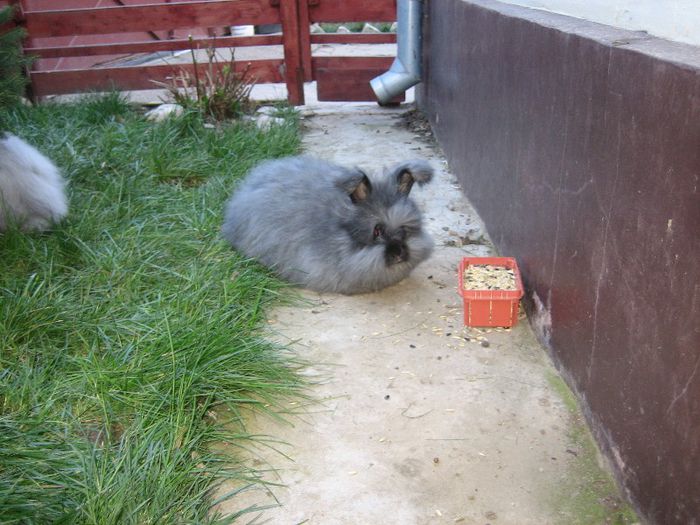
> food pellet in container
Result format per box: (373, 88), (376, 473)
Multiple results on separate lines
(463, 264), (517, 291)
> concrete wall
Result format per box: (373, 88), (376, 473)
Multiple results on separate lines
(417, 1), (700, 523)
(500, 0), (700, 47)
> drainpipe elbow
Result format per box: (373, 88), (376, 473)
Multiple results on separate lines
(370, 0), (423, 105)
(370, 60), (421, 105)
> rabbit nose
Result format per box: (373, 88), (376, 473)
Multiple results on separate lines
(385, 241), (409, 265)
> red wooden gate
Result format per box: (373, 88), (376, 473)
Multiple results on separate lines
(7, 0), (398, 104)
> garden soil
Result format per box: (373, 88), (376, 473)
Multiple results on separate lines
(213, 103), (634, 525)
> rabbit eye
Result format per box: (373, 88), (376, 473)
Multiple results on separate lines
(373, 224), (384, 239)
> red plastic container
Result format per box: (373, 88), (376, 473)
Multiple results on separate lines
(458, 257), (525, 328)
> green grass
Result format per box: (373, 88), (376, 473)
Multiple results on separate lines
(0, 93), (306, 524)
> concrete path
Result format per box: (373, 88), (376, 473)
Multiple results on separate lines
(216, 104), (633, 525)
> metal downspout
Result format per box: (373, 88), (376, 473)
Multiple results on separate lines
(370, 0), (423, 104)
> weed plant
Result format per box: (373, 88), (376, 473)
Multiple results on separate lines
(0, 5), (33, 111)
(154, 42), (256, 122)
(0, 93), (305, 524)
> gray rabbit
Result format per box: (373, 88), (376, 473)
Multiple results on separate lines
(222, 156), (434, 294)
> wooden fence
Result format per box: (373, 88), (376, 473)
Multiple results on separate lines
(7, 0), (398, 104)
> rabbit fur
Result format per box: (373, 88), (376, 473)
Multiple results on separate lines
(222, 155), (435, 294)
(0, 133), (68, 232)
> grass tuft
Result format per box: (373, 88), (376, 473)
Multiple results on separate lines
(0, 93), (305, 524)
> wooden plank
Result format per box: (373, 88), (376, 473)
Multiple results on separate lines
(278, 0), (303, 105)
(25, 0), (205, 8)
(310, 33), (396, 45)
(25, 34), (283, 58)
(316, 65), (404, 103)
(30, 58), (283, 96)
(309, 0), (396, 23)
(24, 0), (157, 9)
(296, 0), (311, 81)
(24, 0), (280, 38)
(312, 56), (394, 74)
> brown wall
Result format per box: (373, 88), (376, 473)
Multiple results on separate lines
(417, 1), (700, 523)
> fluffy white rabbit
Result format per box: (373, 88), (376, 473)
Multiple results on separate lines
(0, 133), (68, 232)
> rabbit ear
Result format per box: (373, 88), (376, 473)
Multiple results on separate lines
(337, 169), (372, 203)
(391, 160), (434, 195)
